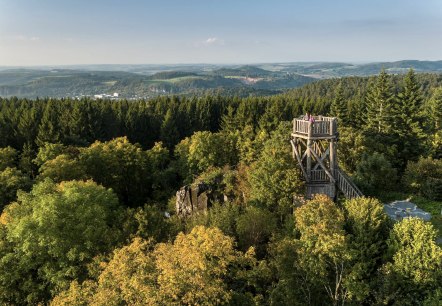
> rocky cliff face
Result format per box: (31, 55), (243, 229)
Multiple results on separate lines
(176, 183), (224, 217)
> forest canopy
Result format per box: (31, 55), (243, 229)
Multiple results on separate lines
(0, 70), (441, 305)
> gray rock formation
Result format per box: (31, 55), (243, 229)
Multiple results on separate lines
(383, 200), (432, 221)
(176, 183), (219, 217)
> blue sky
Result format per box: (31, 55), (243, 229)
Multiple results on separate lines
(0, 0), (441, 65)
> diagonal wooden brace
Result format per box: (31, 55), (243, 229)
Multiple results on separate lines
(310, 147), (336, 183)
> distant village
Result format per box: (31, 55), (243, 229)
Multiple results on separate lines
(93, 92), (119, 99)
(70, 89), (169, 100)
(71, 92), (148, 100)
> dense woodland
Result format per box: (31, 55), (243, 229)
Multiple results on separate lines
(0, 69), (441, 305)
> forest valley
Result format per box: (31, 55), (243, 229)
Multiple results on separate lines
(0, 69), (441, 305)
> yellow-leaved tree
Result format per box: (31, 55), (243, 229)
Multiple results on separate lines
(52, 226), (257, 305)
(154, 226), (240, 305)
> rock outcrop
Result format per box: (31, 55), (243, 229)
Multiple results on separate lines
(383, 200), (432, 221)
(176, 182), (222, 217)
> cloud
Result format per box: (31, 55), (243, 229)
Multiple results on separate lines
(204, 37), (224, 46)
(12, 35), (40, 42)
(14, 35), (27, 41)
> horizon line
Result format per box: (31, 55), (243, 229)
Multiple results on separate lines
(1, 59), (441, 68)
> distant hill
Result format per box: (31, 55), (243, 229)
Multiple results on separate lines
(0, 67), (315, 98)
(211, 65), (275, 77)
(148, 71), (198, 80)
(277, 60), (442, 77)
(0, 60), (441, 98)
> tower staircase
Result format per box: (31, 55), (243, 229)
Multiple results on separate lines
(291, 115), (363, 200)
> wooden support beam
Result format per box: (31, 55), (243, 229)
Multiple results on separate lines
(306, 122), (313, 178)
(291, 139), (309, 180)
(329, 119), (337, 174)
(310, 147), (336, 183)
(313, 147), (330, 170)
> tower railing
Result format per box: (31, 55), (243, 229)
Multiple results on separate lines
(292, 116), (337, 137)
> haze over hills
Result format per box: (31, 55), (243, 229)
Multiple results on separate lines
(0, 60), (441, 98)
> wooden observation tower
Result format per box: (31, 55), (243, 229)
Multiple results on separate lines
(290, 115), (363, 200)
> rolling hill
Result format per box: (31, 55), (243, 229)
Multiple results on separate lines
(0, 60), (441, 98)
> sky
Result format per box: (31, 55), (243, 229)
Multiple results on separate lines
(0, 0), (441, 66)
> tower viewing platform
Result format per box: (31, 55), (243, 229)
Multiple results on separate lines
(291, 115), (363, 200)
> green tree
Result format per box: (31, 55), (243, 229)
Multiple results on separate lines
(145, 142), (175, 202)
(294, 195), (351, 306)
(33, 142), (68, 167)
(160, 108), (180, 149)
(427, 87), (442, 158)
(18, 142), (37, 177)
(36, 101), (61, 146)
(330, 82), (348, 125)
(337, 126), (366, 174)
(393, 69), (426, 170)
(38, 154), (87, 183)
(123, 204), (174, 243)
(237, 125), (264, 165)
(174, 131), (239, 183)
(0, 167), (31, 211)
(0, 146), (18, 170)
(220, 105), (240, 133)
(0, 179), (123, 304)
(248, 122), (303, 217)
(270, 235), (333, 306)
(402, 157), (442, 200)
(354, 152), (397, 195)
(236, 206), (277, 257)
(380, 218), (442, 305)
(79, 137), (151, 206)
(51, 238), (157, 306)
(185, 201), (241, 239)
(343, 197), (391, 303)
(364, 69), (395, 134)
(17, 108), (39, 145)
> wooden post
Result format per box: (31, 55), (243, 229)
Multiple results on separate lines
(329, 119), (336, 172)
(329, 119), (337, 199)
(307, 121), (313, 182)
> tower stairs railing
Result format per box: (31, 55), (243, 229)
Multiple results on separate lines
(335, 167), (363, 199)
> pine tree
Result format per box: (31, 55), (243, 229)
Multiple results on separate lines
(364, 70), (395, 134)
(36, 101), (61, 146)
(17, 108), (38, 145)
(393, 69), (426, 169)
(330, 82), (348, 125)
(428, 87), (442, 158)
(351, 88), (366, 129)
(220, 105), (238, 133)
(67, 101), (86, 144)
(160, 108), (180, 149)
(19, 142), (37, 177)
